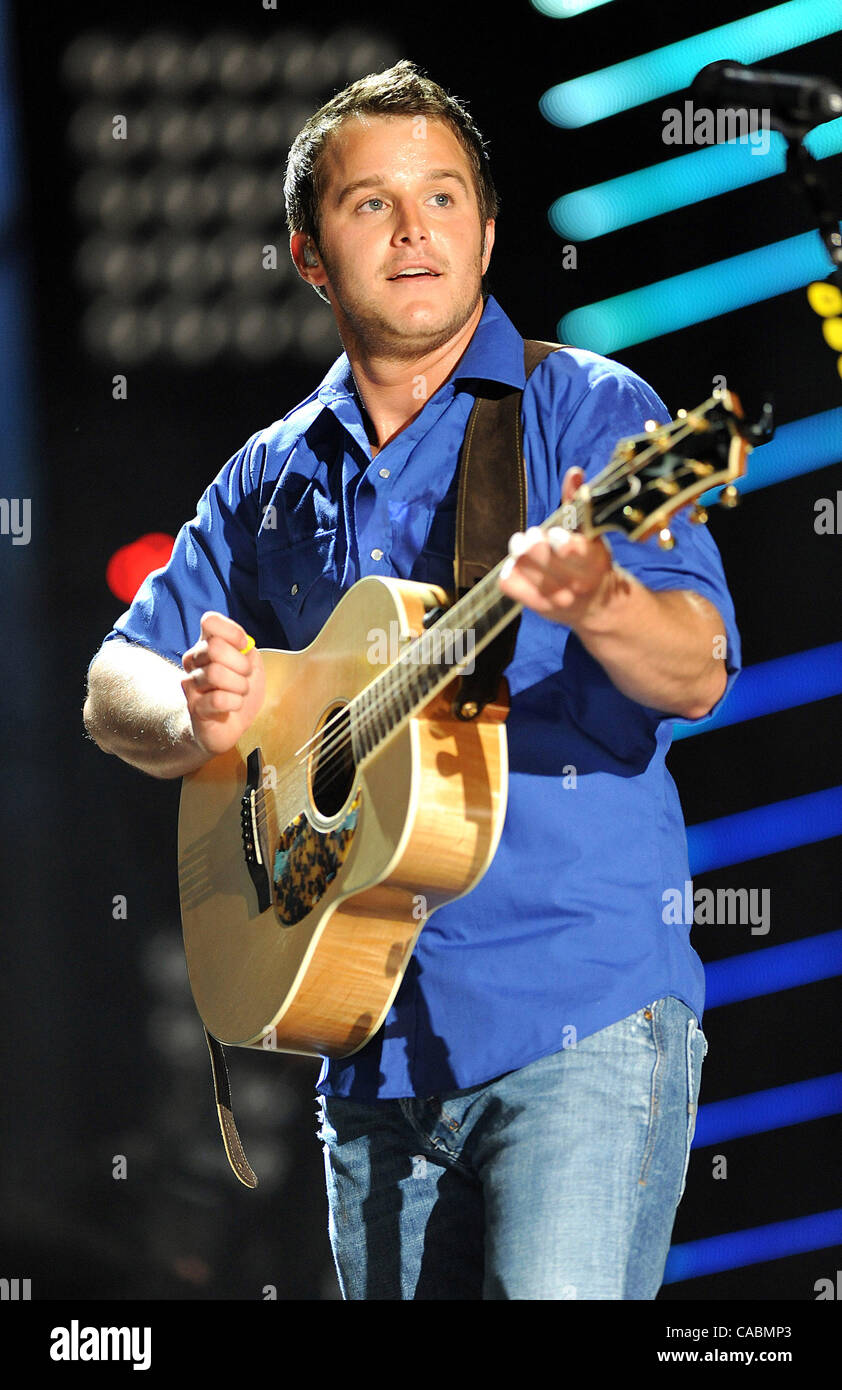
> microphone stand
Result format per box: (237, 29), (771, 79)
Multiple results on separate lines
(780, 120), (842, 289)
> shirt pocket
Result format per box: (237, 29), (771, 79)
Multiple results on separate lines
(257, 530), (340, 648)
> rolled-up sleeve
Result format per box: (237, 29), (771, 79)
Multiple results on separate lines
(536, 358), (742, 722)
(103, 431), (287, 665)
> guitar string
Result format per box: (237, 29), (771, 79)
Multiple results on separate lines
(247, 411), (740, 825)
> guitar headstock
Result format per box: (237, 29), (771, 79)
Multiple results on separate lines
(557, 390), (764, 549)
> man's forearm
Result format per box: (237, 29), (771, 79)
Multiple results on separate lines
(83, 644), (212, 779)
(572, 567), (728, 720)
(499, 515), (730, 721)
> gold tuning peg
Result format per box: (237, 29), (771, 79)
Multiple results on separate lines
(719, 485), (740, 508)
(689, 504), (709, 524)
(658, 528), (675, 550)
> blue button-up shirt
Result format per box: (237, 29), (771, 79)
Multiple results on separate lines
(106, 295), (740, 1100)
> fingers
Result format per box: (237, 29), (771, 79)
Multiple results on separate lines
(181, 611), (259, 716)
(183, 611), (253, 663)
(182, 612), (255, 679)
(562, 466), (584, 505)
(178, 614), (266, 756)
(499, 566), (574, 617)
(181, 646), (264, 726)
(182, 683), (248, 718)
(499, 525), (612, 623)
(501, 527), (593, 587)
(183, 640), (252, 690)
(201, 610), (253, 649)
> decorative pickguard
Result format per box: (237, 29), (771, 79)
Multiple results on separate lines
(273, 793), (362, 926)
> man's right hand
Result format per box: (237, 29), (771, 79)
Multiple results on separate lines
(181, 611), (266, 757)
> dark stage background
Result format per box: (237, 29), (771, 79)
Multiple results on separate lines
(1, 0), (840, 1317)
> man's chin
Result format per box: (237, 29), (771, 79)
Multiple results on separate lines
(387, 307), (455, 344)
(354, 296), (481, 359)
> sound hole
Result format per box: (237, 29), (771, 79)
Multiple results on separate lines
(310, 703), (357, 818)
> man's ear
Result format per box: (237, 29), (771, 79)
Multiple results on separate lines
(481, 219), (495, 273)
(290, 231), (328, 287)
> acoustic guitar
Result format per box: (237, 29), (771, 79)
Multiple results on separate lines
(178, 391), (755, 1059)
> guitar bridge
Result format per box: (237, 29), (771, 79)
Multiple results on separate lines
(240, 748), (271, 913)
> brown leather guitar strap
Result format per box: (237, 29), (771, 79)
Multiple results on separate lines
(205, 1027), (258, 1187)
(452, 339), (567, 717)
(203, 336), (567, 1187)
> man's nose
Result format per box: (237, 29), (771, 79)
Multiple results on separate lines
(390, 199), (430, 244)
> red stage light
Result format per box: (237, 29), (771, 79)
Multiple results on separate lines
(106, 532), (175, 603)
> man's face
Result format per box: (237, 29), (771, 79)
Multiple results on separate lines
(297, 114), (494, 359)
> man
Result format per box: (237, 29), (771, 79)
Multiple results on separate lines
(84, 61), (740, 1300)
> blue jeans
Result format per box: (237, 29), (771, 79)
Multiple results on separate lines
(317, 996), (706, 1300)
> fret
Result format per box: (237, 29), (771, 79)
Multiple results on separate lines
(350, 689), (369, 763)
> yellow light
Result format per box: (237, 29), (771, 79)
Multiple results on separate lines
(807, 280), (842, 317)
(821, 317), (842, 350)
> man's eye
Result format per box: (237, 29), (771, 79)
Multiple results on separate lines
(430, 193), (452, 206)
(360, 197), (385, 211)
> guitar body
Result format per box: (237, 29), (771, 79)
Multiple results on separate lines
(178, 575), (509, 1059)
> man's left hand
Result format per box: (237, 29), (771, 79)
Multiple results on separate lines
(498, 466), (618, 629)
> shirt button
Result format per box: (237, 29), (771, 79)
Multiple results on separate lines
(378, 467), (390, 478)
(370, 548), (383, 561)
(290, 583), (299, 595)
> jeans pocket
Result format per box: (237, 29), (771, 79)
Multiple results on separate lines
(679, 1017), (707, 1202)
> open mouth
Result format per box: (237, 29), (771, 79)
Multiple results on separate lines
(387, 268), (441, 280)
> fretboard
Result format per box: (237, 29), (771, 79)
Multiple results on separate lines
(350, 557), (523, 763)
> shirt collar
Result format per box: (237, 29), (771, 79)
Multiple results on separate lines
(314, 294), (526, 406)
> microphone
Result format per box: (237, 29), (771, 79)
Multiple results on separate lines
(692, 60), (842, 134)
